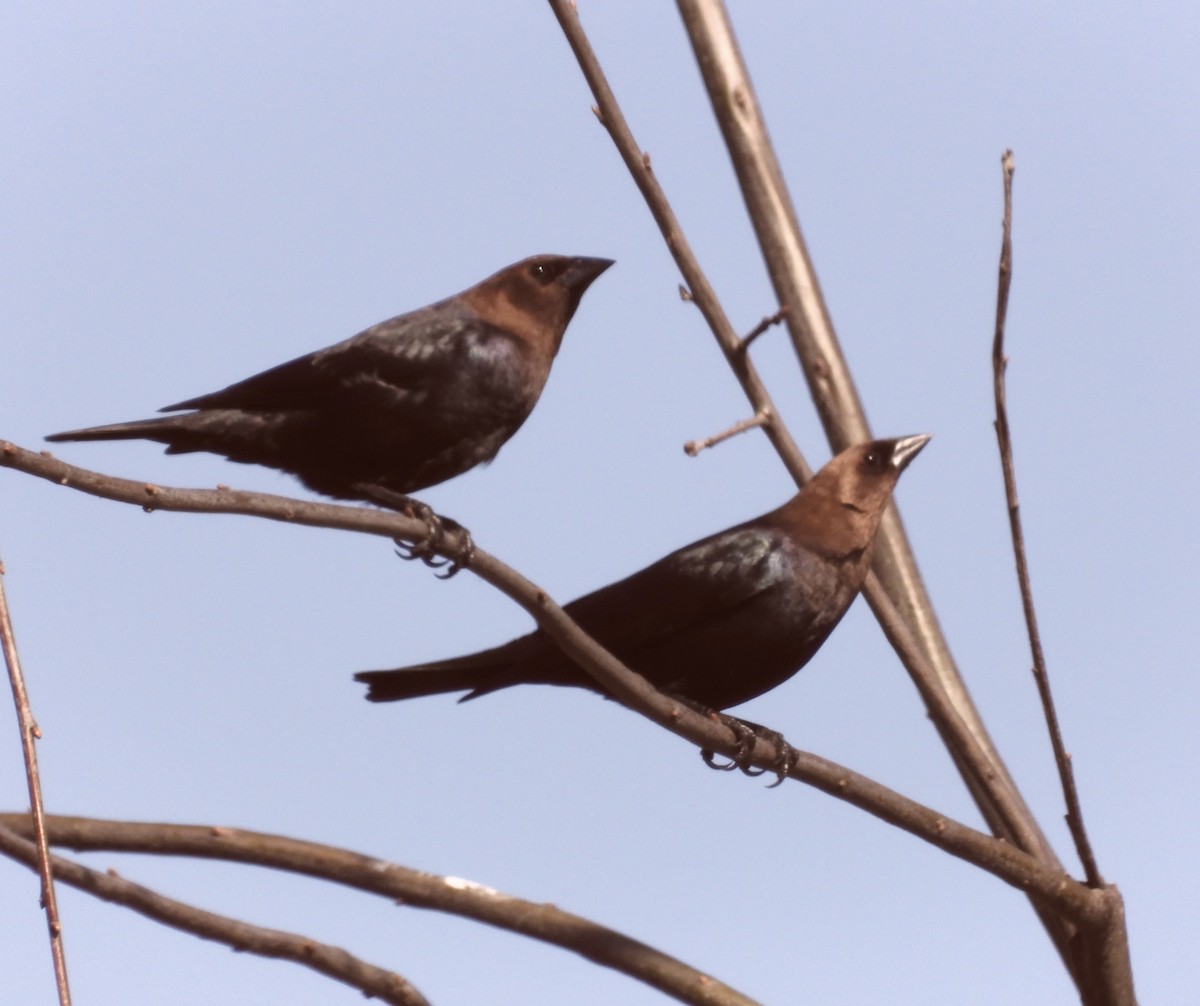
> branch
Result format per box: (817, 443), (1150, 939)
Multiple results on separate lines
(0, 814), (764, 1006)
(991, 151), (1102, 887)
(552, 0), (1052, 862)
(683, 410), (769, 457)
(0, 442), (1099, 920)
(549, 2), (815, 485)
(545, 2), (1130, 993)
(0, 560), (72, 1005)
(549, 0), (1075, 917)
(0, 823), (429, 1006)
(670, 0), (1059, 856)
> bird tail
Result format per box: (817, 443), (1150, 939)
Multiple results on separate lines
(46, 417), (183, 445)
(354, 644), (525, 704)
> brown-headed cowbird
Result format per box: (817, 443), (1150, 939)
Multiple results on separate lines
(356, 435), (929, 714)
(47, 254), (613, 506)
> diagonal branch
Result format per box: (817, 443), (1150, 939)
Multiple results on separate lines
(0, 560), (72, 1005)
(991, 150), (1103, 887)
(550, 0), (1053, 867)
(544, 2), (1133, 995)
(0, 823), (429, 1006)
(0, 443), (1100, 923)
(549, 1), (814, 486)
(670, 0), (1056, 861)
(0, 811), (1106, 963)
(0, 814), (762, 1006)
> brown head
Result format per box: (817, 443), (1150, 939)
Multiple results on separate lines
(460, 254), (614, 368)
(775, 435), (931, 560)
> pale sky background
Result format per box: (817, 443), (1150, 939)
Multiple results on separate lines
(2, 3), (1197, 1003)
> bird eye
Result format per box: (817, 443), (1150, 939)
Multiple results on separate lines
(861, 450), (885, 472)
(528, 260), (569, 286)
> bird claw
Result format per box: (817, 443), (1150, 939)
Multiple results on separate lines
(701, 714), (794, 787)
(700, 748), (739, 772)
(354, 484), (475, 578)
(393, 514), (475, 579)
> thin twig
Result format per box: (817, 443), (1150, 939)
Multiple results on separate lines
(0, 824), (428, 1006)
(0, 443), (1100, 920)
(547, 0), (814, 486)
(683, 410), (769, 456)
(0, 560), (71, 1006)
(0, 815), (766, 1006)
(738, 307), (788, 351)
(991, 150), (1103, 888)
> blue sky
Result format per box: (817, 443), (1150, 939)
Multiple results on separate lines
(2, 3), (1197, 1003)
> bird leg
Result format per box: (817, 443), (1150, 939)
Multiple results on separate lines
(352, 485), (475, 579)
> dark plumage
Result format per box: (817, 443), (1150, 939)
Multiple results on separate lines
(47, 255), (613, 502)
(356, 435), (930, 711)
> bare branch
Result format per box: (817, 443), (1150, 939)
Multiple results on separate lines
(0, 443), (1100, 918)
(0, 560), (72, 1005)
(669, 0), (1061, 857)
(0, 823), (430, 1006)
(551, 0), (1063, 867)
(552, 0), (1056, 872)
(0, 811), (1105, 959)
(683, 411), (770, 457)
(991, 150), (1103, 887)
(545, 2), (1131, 993)
(547, 0), (815, 485)
(0, 815), (764, 1006)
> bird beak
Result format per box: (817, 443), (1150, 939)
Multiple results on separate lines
(890, 434), (932, 472)
(562, 256), (615, 290)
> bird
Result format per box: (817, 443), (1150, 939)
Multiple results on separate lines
(47, 254), (614, 570)
(356, 434), (930, 722)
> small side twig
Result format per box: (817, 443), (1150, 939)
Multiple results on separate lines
(0, 824), (428, 1006)
(0, 560), (71, 1006)
(683, 410), (770, 456)
(738, 307), (788, 352)
(991, 149), (1103, 887)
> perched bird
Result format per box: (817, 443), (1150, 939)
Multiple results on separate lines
(47, 253), (613, 508)
(356, 435), (929, 715)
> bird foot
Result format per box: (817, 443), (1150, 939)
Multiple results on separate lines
(353, 485), (475, 579)
(701, 714), (794, 787)
(395, 513), (475, 580)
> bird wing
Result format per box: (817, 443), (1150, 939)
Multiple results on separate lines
(160, 311), (511, 413)
(562, 524), (791, 652)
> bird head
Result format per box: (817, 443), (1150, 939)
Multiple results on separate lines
(466, 254), (614, 362)
(784, 434), (931, 559)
